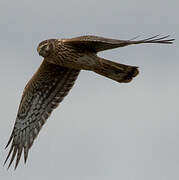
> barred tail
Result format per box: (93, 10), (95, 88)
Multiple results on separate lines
(94, 58), (139, 83)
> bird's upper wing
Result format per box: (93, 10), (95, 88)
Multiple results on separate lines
(4, 60), (80, 169)
(62, 35), (174, 52)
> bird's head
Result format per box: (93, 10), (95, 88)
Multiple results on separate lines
(37, 39), (55, 57)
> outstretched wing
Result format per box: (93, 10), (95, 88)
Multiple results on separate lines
(63, 35), (174, 52)
(4, 60), (80, 169)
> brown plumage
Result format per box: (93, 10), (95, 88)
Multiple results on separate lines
(4, 35), (174, 169)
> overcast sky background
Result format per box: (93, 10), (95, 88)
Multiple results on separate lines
(0, 0), (178, 180)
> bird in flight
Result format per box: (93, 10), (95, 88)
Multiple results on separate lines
(4, 35), (174, 169)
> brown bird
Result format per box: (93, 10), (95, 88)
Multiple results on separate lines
(4, 35), (174, 169)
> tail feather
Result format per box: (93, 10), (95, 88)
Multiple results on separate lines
(94, 58), (139, 83)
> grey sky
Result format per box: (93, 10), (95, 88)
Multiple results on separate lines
(0, 0), (178, 179)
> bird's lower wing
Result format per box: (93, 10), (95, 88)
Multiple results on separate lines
(4, 60), (80, 169)
(63, 35), (174, 52)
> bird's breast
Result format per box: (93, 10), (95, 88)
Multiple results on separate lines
(47, 45), (99, 70)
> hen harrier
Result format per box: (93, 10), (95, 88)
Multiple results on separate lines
(4, 35), (174, 169)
